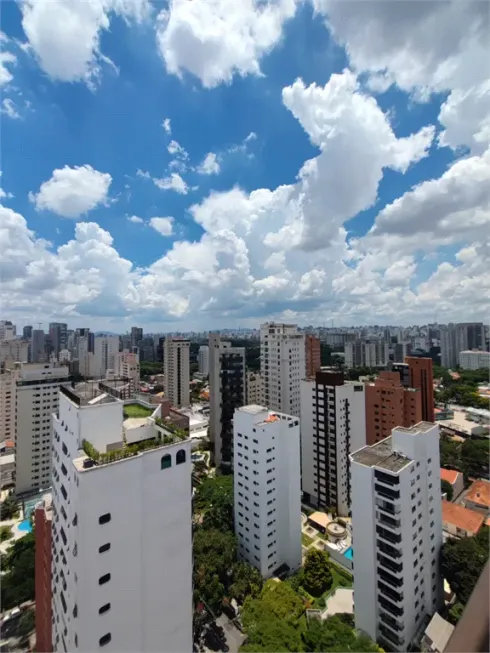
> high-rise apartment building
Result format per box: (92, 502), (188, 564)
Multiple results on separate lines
(130, 326), (143, 350)
(164, 337), (190, 407)
(234, 405), (301, 578)
(246, 371), (263, 405)
(300, 371), (366, 515)
(23, 325), (33, 340)
(49, 323), (68, 357)
(15, 363), (69, 495)
(305, 334), (321, 378)
(51, 384), (193, 652)
(114, 350), (140, 383)
(93, 335), (120, 378)
(35, 494), (53, 653)
(365, 371), (422, 445)
(77, 335), (94, 378)
(459, 350), (490, 370)
(198, 345), (209, 377)
(0, 320), (16, 341)
(394, 341), (412, 363)
(350, 422), (443, 652)
(0, 364), (19, 442)
(345, 340), (389, 369)
(0, 338), (29, 365)
(32, 329), (46, 363)
(209, 335), (246, 469)
(138, 337), (156, 362)
(440, 323), (485, 368)
(406, 357), (435, 423)
(260, 323), (305, 417)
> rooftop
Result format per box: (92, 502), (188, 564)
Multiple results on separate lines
(240, 404), (267, 415)
(350, 437), (412, 473)
(442, 500), (485, 534)
(60, 383), (119, 407)
(424, 613), (454, 652)
(440, 468), (462, 485)
(465, 479), (490, 508)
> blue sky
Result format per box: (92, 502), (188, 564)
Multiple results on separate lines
(1, 0), (488, 331)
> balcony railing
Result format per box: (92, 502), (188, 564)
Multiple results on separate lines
(378, 566), (403, 588)
(378, 580), (403, 604)
(377, 553), (403, 574)
(376, 525), (401, 545)
(375, 484), (400, 501)
(377, 540), (402, 560)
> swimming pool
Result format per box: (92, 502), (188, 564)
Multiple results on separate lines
(18, 519), (32, 533)
(343, 546), (353, 560)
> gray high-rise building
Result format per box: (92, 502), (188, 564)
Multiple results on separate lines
(31, 330), (46, 363)
(441, 323), (485, 368)
(23, 325), (33, 340)
(131, 326), (143, 350)
(49, 322), (68, 357)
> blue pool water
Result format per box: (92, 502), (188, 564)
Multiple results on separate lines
(344, 546), (353, 560)
(18, 519), (32, 533)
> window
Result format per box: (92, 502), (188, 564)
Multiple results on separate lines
(99, 603), (111, 615)
(161, 454), (171, 470)
(99, 633), (111, 647)
(99, 573), (111, 585)
(99, 513), (111, 525)
(176, 449), (186, 465)
(99, 543), (111, 554)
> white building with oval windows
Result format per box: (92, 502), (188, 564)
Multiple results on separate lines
(51, 382), (193, 652)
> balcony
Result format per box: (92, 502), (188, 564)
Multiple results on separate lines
(378, 566), (403, 588)
(379, 609), (404, 633)
(379, 624), (404, 648)
(375, 470), (400, 487)
(377, 553), (403, 574)
(377, 540), (402, 560)
(378, 595), (404, 618)
(378, 580), (403, 604)
(376, 499), (401, 515)
(376, 525), (401, 545)
(375, 484), (400, 501)
(378, 513), (401, 530)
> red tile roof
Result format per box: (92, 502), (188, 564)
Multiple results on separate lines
(441, 468), (461, 485)
(465, 480), (490, 509)
(442, 501), (485, 535)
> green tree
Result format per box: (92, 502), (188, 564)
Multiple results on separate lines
(441, 531), (488, 604)
(448, 602), (464, 625)
(0, 525), (13, 542)
(193, 528), (236, 616)
(1, 493), (20, 520)
(440, 438), (462, 471)
(302, 549), (333, 597)
(194, 475), (234, 532)
(461, 439), (489, 479)
(17, 609), (35, 638)
(303, 615), (380, 652)
(441, 479), (454, 501)
(230, 561), (263, 603)
(1, 532), (35, 609)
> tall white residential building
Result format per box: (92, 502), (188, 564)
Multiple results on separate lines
(350, 422), (443, 652)
(233, 405), (301, 579)
(0, 320), (16, 341)
(0, 339), (29, 365)
(260, 323), (305, 417)
(164, 337), (190, 407)
(51, 384), (193, 652)
(345, 340), (389, 369)
(0, 364), (19, 442)
(77, 336), (94, 378)
(300, 371), (366, 516)
(15, 363), (69, 495)
(209, 335), (246, 470)
(93, 336), (120, 379)
(246, 371), (263, 405)
(114, 350), (140, 383)
(198, 345), (209, 377)
(459, 349), (490, 370)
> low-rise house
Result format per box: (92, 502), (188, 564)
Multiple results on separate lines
(442, 500), (485, 538)
(440, 468), (464, 499)
(462, 479), (490, 515)
(421, 613), (454, 653)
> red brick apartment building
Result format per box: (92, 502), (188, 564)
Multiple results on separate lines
(406, 356), (435, 422)
(35, 496), (53, 652)
(305, 335), (321, 378)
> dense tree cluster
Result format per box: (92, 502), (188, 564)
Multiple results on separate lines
(1, 493), (19, 520)
(1, 532), (35, 610)
(441, 526), (489, 605)
(440, 435), (489, 480)
(435, 366), (489, 409)
(301, 549), (333, 597)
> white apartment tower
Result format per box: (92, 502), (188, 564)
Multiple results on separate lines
(51, 384), (193, 652)
(209, 335), (246, 470)
(164, 337), (190, 407)
(93, 336), (120, 379)
(0, 320), (16, 341)
(233, 406), (301, 579)
(345, 340), (389, 369)
(15, 363), (69, 495)
(350, 423), (443, 652)
(300, 370), (366, 516)
(198, 345), (209, 377)
(114, 350), (140, 383)
(260, 323), (305, 417)
(0, 339), (29, 366)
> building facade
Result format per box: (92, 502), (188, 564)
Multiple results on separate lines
(164, 337), (190, 407)
(0, 320), (16, 341)
(49, 323), (68, 358)
(345, 340), (389, 369)
(113, 351), (140, 384)
(459, 350), (490, 370)
(300, 371), (366, 516)
(35, 494), (53, 653)
(0, 339), (29, 365)
(305, 335), (321, 378)
(365, 371), (422, 445)
(260, 323), (305, 417)
(407, 357), (435, 423)
(0, 364), (19, 443)
(93, 336), (120, 379)
(15, 363), (69, 495)
(234, 406), (301, 578)
(32, 329), (46, 363)
(350, 423), (443, 652)
(441, 323), (485, 368)
(50, 384), (193, 652)
(209, 335), (246, 470)
(198, 345), (209, 377)
(246, 371), (263, 406)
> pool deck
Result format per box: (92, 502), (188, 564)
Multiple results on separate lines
(0, 514), (32, 555)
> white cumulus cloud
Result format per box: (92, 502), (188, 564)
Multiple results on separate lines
(162, 117), (172, 134)
(1, 98), (21, 119)
(149, 217), (174, 236)
(197, 152), (220, 175)
(152, 172), (189, 194)
(29, 165), (112, 218)
(127, 215), (144, 224)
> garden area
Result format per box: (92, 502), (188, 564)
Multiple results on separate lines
(123, 403), (154, 418)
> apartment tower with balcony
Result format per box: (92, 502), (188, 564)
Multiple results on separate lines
(350, 422), (443, 652)
(233, 405), (301, 578)
(50, 383), (193, 652)
(164, 337), (190, 407)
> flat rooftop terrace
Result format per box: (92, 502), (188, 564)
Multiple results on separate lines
(60, 383), (120, 407)
(351, 436), (412, 473)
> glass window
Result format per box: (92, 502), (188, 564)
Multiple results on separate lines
(161, 454), (172, 470)
(99, 633), (111, 647)
(99, 513), (111, 525)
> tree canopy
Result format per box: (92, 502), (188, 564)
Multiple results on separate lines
(302, 549), (333, 597)
(441, 526), (489, 604)
(194, 474), (234, 532)
(1, 532), (35, 610)
(303, 616), (381, 652)
(1, 493), (20, 520)
(441, 479), (454, 501)
(229, 561), (263, 603)
(440, 436), (489, 480)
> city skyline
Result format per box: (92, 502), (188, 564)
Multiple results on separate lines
(1, 3), (488, 332)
